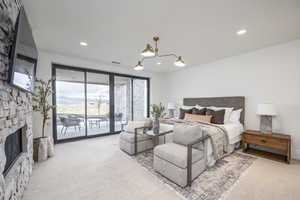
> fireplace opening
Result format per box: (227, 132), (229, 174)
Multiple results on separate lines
(3, 129), (23, 176)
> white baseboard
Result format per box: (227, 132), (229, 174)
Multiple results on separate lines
(293, 149), (300, 160)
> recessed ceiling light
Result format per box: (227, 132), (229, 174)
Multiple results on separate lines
(80, 42), (88, 46)
(112, 61), (121, 64)
(157, 62), (161, 65)
(236, 29), (247, 35)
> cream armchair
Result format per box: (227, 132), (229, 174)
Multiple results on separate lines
(153, 124), (209, 187)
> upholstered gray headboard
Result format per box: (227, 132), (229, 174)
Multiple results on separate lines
(183, 96), (245, 124)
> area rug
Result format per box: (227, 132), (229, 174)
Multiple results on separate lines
(133, 151), (256, 200)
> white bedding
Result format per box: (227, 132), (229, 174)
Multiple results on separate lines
(160, 122), (244, 167)
(219, 122), (244, 144)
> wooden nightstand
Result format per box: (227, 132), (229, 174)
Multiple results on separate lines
(242, 130), (291, 164)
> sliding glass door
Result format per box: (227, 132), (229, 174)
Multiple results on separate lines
(133, 79), (148, 121)
(114, 76), (149, 131)
(114, 76), (132, 131)
(86, 72), (110, 136)
(55, 68), (86, 140)
(52, 64), (149, 143)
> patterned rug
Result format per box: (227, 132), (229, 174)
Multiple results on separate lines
(133, 151), (256, 200)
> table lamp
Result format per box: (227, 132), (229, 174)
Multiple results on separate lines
(167, 103), (175, 118)
(257, 104), (277, 134)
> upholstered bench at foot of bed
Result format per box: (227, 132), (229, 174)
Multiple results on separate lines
(119, 132), (153, 155)
(119, 132), (165, 155)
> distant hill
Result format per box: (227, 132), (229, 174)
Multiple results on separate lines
(57, 103), (109, 116)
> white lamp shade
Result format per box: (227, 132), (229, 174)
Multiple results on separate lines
(167, 103), (175, 110)
(257, 104), (276, 116)
(174, 56), (186, 67)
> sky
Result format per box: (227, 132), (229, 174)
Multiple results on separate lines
(56, 81), (109, 105)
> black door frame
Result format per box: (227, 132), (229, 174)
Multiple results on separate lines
(52, 63), (150, 144)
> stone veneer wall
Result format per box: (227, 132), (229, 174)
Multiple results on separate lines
(0, 0), (34, 200)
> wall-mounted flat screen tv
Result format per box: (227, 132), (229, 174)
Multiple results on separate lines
(9, 7), (38, 93)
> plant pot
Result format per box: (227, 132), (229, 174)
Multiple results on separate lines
(47, 136), (55, 157)
(153, 119), (160, 134)
(33, 137), (48, 162)
(33, 136), (55, 162)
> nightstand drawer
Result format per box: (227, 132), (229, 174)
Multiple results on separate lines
(243, 134), (288, 151)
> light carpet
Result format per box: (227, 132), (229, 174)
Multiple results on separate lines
(134, 151), (256, 200)
(22, 135), (300, 200)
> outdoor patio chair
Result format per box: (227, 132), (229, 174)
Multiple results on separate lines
(59, 116), (81, 135)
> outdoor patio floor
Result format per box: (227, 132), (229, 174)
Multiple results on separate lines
(56, 122), (124, 140)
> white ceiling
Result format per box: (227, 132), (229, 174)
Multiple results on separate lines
(22, 0), (300, 72)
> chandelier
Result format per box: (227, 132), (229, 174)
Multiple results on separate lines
(134, 36), (186, 70)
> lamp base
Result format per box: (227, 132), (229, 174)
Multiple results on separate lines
(260, 116), (272, 134)
(168, 109), (174, 118)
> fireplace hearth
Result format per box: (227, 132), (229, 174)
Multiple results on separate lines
(4, 129), (23, 176)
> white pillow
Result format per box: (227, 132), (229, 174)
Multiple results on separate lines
(208, 106), (234, 124)
(180, 105), (195, 110)
(229, 109), (243, 123)
(195, 105), (205, 110)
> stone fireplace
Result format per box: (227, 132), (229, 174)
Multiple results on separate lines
(0, 0), (34, 200)
(0, 80), (34, 199)
(4, 128), (23, 176)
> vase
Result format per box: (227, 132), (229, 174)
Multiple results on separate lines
(33, 136), (55, 162)
(33, 137), (48, 162)
(153, 119), (160, 134)
(47, 136), (55, 157)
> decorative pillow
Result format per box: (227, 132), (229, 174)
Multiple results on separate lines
(206, 109), (225, 124)
(184, 113), (212, 123)
(229, 109), (243, 123)
(195, 105), (205, 110)
(179, 108), (193, 119)
(192, 107), (206, 115)
(208, 106), (234, 124)
(173, 124), (203, 146)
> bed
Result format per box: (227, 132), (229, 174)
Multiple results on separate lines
(161, 96), (245, 167)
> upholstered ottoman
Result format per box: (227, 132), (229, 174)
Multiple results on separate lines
(119, 120), (167, 155)
(119, 132), (154, 155)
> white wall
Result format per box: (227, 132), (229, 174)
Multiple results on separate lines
(33, 50), (165, 139)
(34, 40), (300, 159)
(163, 39), (300, 159)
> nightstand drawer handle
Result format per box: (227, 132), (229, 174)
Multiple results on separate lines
(261, 139), (267, 143)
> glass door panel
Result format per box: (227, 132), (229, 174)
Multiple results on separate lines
(114, 76), (132, 131)
(55, 69), (86, 140)
(133, 79), (148, 121)
(86, 72), (110, 135)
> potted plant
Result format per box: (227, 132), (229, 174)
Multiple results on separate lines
(150, 103), (166, 134)
(32, 79), (55, 162)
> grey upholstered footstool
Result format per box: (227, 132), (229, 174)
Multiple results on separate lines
(119, 120), (153, 155)
(119, 131), (154, 155)
(153, 124), (208, 187)
(119, 120), (168, 155)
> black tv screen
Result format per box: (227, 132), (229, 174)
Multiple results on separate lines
(9, 7), (38, 93)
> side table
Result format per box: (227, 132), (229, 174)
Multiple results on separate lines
(145, 130), (173, 147)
